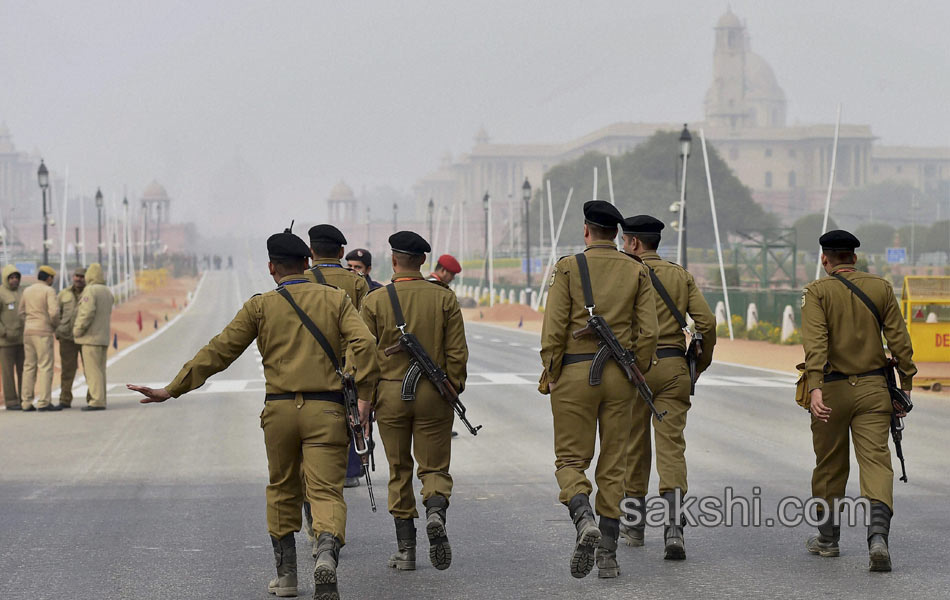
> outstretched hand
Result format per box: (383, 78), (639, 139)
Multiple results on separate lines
(127, 384), (172, 404)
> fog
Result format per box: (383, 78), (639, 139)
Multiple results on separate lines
(2, 0), (948, 234)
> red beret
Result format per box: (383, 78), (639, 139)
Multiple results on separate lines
(437, 254), (461, 274)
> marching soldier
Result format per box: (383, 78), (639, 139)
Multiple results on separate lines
(619, 215), (717, 559)
(539, 201), (658, 579)
(361, 231), (468, 572)
(426, 254), (461, 288)
(802, 230), (915, 572)
(128, 231), (379, 599)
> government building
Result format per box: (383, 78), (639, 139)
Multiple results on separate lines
(412, 9), (950, 225)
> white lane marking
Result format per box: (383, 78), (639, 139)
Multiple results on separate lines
(472, 335), (484, 340)
(532, 347), (541, 352)
(711, 360), (797, 377)
(490, 338), (503, 343)
(475, 373), (536, 385)
(508, 342), (522, 347)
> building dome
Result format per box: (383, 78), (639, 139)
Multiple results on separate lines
(474, 126), (491, 145)
(716, 9), (742, 29)
(328, 180), (355, 201)
(142, 180), (169, 200)
(745, 53), (785, 102)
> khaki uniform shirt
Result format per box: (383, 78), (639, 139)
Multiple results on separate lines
(56, 286), (83, 341)
(801, 266), (916, 390)
(540, 241), (659, 382)
(19, 282), (60, 336)
(639, 251), (717, 374)
(360, 271), (468, 391)
(166, 275), (379, 400)
(305, 257), (369, 310)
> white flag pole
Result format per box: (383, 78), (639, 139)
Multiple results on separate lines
(700, 129), (734, 340)
(58, 167), (69, 290)
(533, 187), (573, 310)
(815, 103), (842, 280)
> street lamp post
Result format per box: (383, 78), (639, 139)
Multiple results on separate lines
(95, 188), (104, 264)
(482, 192), (490, 285)
(37, 160), (49, 265)
(522, 178), (532, 304)
(392, 202), (398, 231)
(427, 198), (435, 244)
(365, 206), (371, 248)
(677, 124), (692, 270)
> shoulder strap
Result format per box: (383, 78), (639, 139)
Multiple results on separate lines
(276, 286), (340, 373)
(309, 265), (328, 285)
(385, 283), (407, 330)
(647, 266), (687, 329)
(831, 273), (883, 330)
(574, 253), (595, 310)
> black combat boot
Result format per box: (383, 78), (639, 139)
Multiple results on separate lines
(268, 533), (298, 597)
(619, 496), (646, 547)
(596, 517), (621, 578)
(424, 495), (452, 570)
(388, 518), (417, 570)
(661, 490), (686, 560)
(313, 533), (341, 600)
(567, 493), (602, 579)
(868, 501), (893, 572)
(805, 508), (840, 558)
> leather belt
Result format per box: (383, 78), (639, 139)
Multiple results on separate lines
(264, 391), (344, 404)
(562, 353), (596, 366)
(656, 348), (686, 359)
(823, 368), (886, 383)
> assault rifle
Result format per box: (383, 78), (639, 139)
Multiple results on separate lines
(573, 314), (667, 422)
(342, 372), (377, 509)
(885, 358), (913, 483)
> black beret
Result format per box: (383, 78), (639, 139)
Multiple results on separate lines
(389, 231), (431, 256)
(308, 224), (347, 246)
(819, 229), (860, 251)
(622, 215), (665, 235)
(267, 231), (311, 260)
(345, 248), (372, 267)
(583, 200), (623, 229)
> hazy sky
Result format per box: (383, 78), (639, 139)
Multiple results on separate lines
(2, 0), (948, 231)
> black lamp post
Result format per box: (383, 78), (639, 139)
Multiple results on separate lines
(95, 188), (104, 264)
(392, 202), (398, 231)
(522, 178), (532, 303)
(123, 196), (129, 283)
(37, 160), (49, 265)
(678, 124), (692, 270)
(427, 198), (435, 244)
(365, 206), (371, 247)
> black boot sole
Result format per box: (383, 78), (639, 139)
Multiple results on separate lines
(313, 565), (338, 600)
(664, 541), (686, 560)
(426, 518), (452, 570)
(869, 546), (892, 572)
(570, 524), (602, 579)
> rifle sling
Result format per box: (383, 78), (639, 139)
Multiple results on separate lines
(385, 283), (408, 330)
(647, 265), (687, 330)
(309, 266), (328, 285)
(276, 286), (341, 374)
(574, 253), (596, 309)
(830, 273), (884, 330)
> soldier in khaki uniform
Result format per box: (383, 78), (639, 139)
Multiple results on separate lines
(0, 264), (25, 410)
(129, 231), (379, 600)
(361, 231), (468, 572)
(802, 230), (915, 573)
(539, 201), (658, 579)
(56, 268), (86, 408)
(19, 265), (61, 411)
(619, 215), (717, 558)
(72, 263), (114, 411)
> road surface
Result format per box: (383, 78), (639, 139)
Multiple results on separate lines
(1, 267), (948, 599)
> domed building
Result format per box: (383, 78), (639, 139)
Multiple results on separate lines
(327, 180), (357, 224)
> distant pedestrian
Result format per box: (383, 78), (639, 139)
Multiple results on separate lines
(56, 268), (86, 408)
(0, 265), (25, 411)
(72, 263), (114, 411)
(19, 266), (61, 411)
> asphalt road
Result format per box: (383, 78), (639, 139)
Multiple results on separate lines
(1, 265), (948, 600)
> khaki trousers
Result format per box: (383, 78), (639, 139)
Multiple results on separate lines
(261, 396), (349, 543)
(1, 345), (24, 409)
(375, 379), (454, 519)
(21, 335), (55, 409)
(59, 338), (82, 407)
(624, 356), (692, 496)
(811, 376), (894, 511)
(81, 345), (108, 408)
(551, 360), (634, 519)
